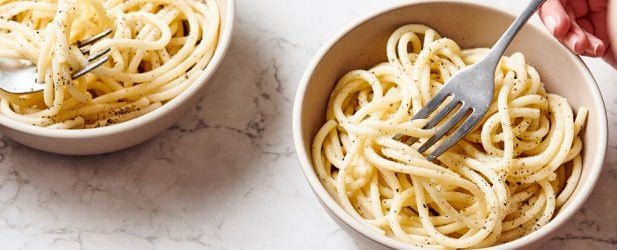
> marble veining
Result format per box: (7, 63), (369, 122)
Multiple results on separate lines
(1, 0), (616, 249)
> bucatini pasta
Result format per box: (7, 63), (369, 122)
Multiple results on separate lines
(0, 0), (219, 128)
(312, 24), (587, 248)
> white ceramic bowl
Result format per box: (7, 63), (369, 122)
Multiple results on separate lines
(293, 1), (608, 249)
(0, 0), (235, 155)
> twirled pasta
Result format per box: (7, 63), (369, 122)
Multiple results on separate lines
(312, 24), (587, 248)
(0, 0), (219, 128)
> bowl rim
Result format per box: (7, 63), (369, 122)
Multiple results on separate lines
(0, 0), (236, 139)
(292, 0), (608, 249)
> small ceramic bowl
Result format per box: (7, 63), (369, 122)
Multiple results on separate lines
(0, 0), (235, 155)
(293, 0), (608, 249)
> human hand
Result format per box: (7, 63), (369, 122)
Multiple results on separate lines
(539, 0), (616, 68)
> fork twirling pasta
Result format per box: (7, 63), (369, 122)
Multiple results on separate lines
(0, 0), (219, 128)
(312, 24), (586, 248)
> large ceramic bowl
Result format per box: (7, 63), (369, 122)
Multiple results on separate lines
(0, 0), (235, 155)
(293, 1), (608, 249)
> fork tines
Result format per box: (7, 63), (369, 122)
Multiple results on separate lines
(71, 29), (113, 79)
(394, 89), (487, 162)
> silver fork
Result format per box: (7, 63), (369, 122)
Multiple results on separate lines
(0, 29), (113, 94)
(393, 0), (546, 161)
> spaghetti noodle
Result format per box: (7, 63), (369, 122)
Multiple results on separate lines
(312, 24), (587, 248)
(0, 0), (219, 128)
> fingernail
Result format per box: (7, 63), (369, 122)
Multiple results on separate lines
(574, 39), (585, 54)
(544, 16), (557, 34)
(584, 46), (594, 55)
(584, 35), (606, 56)
(565, 37), (578, 53)
(565, 36), (584, 54)
(591, 40), (606, 56)
(591, 43), (600, 55)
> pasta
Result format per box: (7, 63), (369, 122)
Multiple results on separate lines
(0, 0), (219, 128)
(312, 24), (587, 249)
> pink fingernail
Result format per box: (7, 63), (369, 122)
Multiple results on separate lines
(593, 43), (605, 56)
(574, 39), (585, 54)
(565, 36), (584, 54)
(545, 16), (557, 35)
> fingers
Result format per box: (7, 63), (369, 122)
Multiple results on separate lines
(539, 0), (571, 38)
(577, 18), (606, 56)
(577, 18), (594, 33)
(584, 32), (607, 55)
(570, 0), (589, 18)
(540, 0), (609, 58)
(586, 3), (609, 57)
(588, 0), (609, 12)
(562, 24), (590, 53)
(563, 3), (591, 54)
(590, 12), (609, 45)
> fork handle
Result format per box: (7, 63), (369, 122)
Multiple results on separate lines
(482, 0), (547, 67)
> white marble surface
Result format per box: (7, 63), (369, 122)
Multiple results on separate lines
(1, 0), (616, 249)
